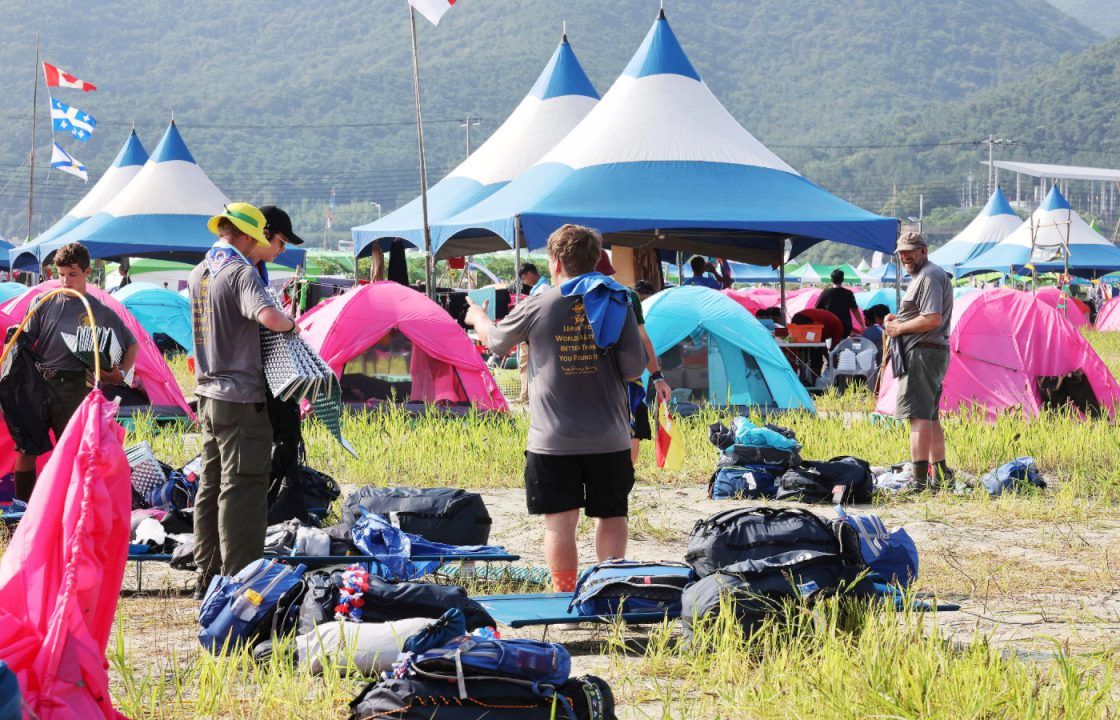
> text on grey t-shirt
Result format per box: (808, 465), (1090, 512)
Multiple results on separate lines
(488, 287), (646, 455)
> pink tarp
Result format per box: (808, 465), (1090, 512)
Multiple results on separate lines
(724, 288), (780, 315)
(1034, 288), (1089, 329)
(876, 288), (1120, 420)
(0, 390), (131, 719)
(299, 281), (507, 412)
(1096, 296), (1120, 332)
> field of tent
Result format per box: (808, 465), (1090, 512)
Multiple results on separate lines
(6, 4), (1120, 719)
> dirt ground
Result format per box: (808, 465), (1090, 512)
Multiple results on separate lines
(112, 479), (1120, 719)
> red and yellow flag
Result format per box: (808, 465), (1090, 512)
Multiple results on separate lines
(655, 404), (684, 471)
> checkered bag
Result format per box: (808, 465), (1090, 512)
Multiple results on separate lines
(125, 441), (166, 499)
(260, 328), (356, 457)
(61, 325), (122, 371)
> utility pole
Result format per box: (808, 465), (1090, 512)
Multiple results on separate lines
(460, 116), (482, 158)
(984, 135), (1014, 197)
(27, 32), (40, 245)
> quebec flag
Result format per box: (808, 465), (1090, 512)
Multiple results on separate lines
(51, 97), (97, 141)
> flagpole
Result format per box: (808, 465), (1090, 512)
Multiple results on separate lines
(409, 6), (436, 299)
(26, 32), (40, 246)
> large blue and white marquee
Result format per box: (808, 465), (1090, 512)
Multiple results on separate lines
(16, 122), (303, 269)
(431, 10), (898, 262)
(929, 188), (1021, 274)
(352, 33), (599, 257)
(12, 130), (149, 271)
(958, 186), (1120, 278)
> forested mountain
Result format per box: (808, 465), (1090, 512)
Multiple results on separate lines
(0, 0), (1102, 256)
(1048, 0), (1120, 36)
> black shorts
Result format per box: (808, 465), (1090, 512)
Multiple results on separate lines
(524, 450), (635, 518)
(631, 402), (652, 441)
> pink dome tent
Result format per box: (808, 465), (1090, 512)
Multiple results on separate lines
(1, 282), (191, 417)
(876, 288), (1120, 420)
(723, 288), (778, 316)
(298, 282), (507, 413)
(1034, 287), (1089, 329)
(1098, 296), (1120, 331)
(783, 287), (865, 332)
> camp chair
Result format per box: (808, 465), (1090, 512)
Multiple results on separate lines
(818, 336), (879, 390)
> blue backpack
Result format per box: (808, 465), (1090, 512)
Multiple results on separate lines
(569, 559), (694, 616)
(407, 636), (572, 688)
(198, 558), (307, 652)
(835, 508), (918, 588)
(708, 466), (779, 500)
(980, 457), (1046, 496)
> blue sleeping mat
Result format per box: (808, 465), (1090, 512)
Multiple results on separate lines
(1, 512), (22, 526)
(475, 592), (677, 628)
(126, 552), (520, 568)
(475, 587), (959, 628)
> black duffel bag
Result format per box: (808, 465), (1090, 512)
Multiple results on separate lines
(341, 487), (492, 545)
(681, 548), (867, 641)
(776, 456), (874, 504)
(349, 674), (616, 720)
(685, 507), (839, 579)
(297, 570), (496, 635)
(267, 465), (342, 526)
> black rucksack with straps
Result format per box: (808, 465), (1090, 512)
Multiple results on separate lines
(341, 487), (492, 545)
(297, 570), (496, 635)
(776, 456), (875, 504)
(349, 674), (616, 720)
(684, 507), (840, 579)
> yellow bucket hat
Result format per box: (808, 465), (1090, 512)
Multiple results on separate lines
(208, 202), (269, 246)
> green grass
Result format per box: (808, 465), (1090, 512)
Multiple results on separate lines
(97, 330), (1120, 718)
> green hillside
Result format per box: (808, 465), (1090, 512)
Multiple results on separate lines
(1048, 0), (1120, 36)
(0, 0), (1099, 251)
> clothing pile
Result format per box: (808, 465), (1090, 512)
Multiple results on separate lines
(706, 418), (874, 504)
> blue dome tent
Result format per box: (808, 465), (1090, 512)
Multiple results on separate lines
(854, 287), (898, 313)
(642, 286), (814, 412)
(112, 281), (194, 355)
(431, 10), (898, 264)
(352, 33), (599, 257)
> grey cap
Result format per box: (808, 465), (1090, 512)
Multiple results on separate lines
(896, 231), (927, 252)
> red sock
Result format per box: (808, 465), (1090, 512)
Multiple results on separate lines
(551, 569), (578, 593)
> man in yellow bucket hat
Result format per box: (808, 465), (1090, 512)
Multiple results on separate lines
(189, 202), (302, 597)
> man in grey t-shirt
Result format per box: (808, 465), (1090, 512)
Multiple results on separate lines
(13, 242), (138, 501)
(466, 225), (646, 594)
(189, 202), (301, 596)
(885, 231), (954, 490)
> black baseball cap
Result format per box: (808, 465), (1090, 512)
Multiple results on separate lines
(259, 205), (304, 245)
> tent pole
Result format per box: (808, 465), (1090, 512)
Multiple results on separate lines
(26, 32), (40, 249)
(779, 255), (787, 322)
(893, 226), (901, 309)
(675, 251), (683, 285)
(513, 215), (522, 295)
(408, 6), (435, 299)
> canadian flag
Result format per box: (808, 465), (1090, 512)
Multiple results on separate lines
(43, 62), (97, 92)
(409, 0), (456, 26)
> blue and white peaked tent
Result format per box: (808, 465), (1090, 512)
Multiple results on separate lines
(352, 34), (599, 257)
(642, 286), (814, 411)
(958, 186), (1120, 278)
(432, 10), (898, 262)
(929, 188), (1020, 273)
(16, 122), (302, 269)
(12, 131), (149, 271)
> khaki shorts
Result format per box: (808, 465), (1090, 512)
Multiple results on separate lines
(896, 345), (949, 421)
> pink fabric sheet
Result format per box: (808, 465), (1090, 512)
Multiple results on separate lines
(1034, 287), (1089, 329)
(1095, 296), (1120, 332)
(0, 390), (131, 719)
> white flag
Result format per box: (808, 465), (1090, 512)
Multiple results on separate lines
(51, 143), (87, 182)
(409, 0), (455, 25)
